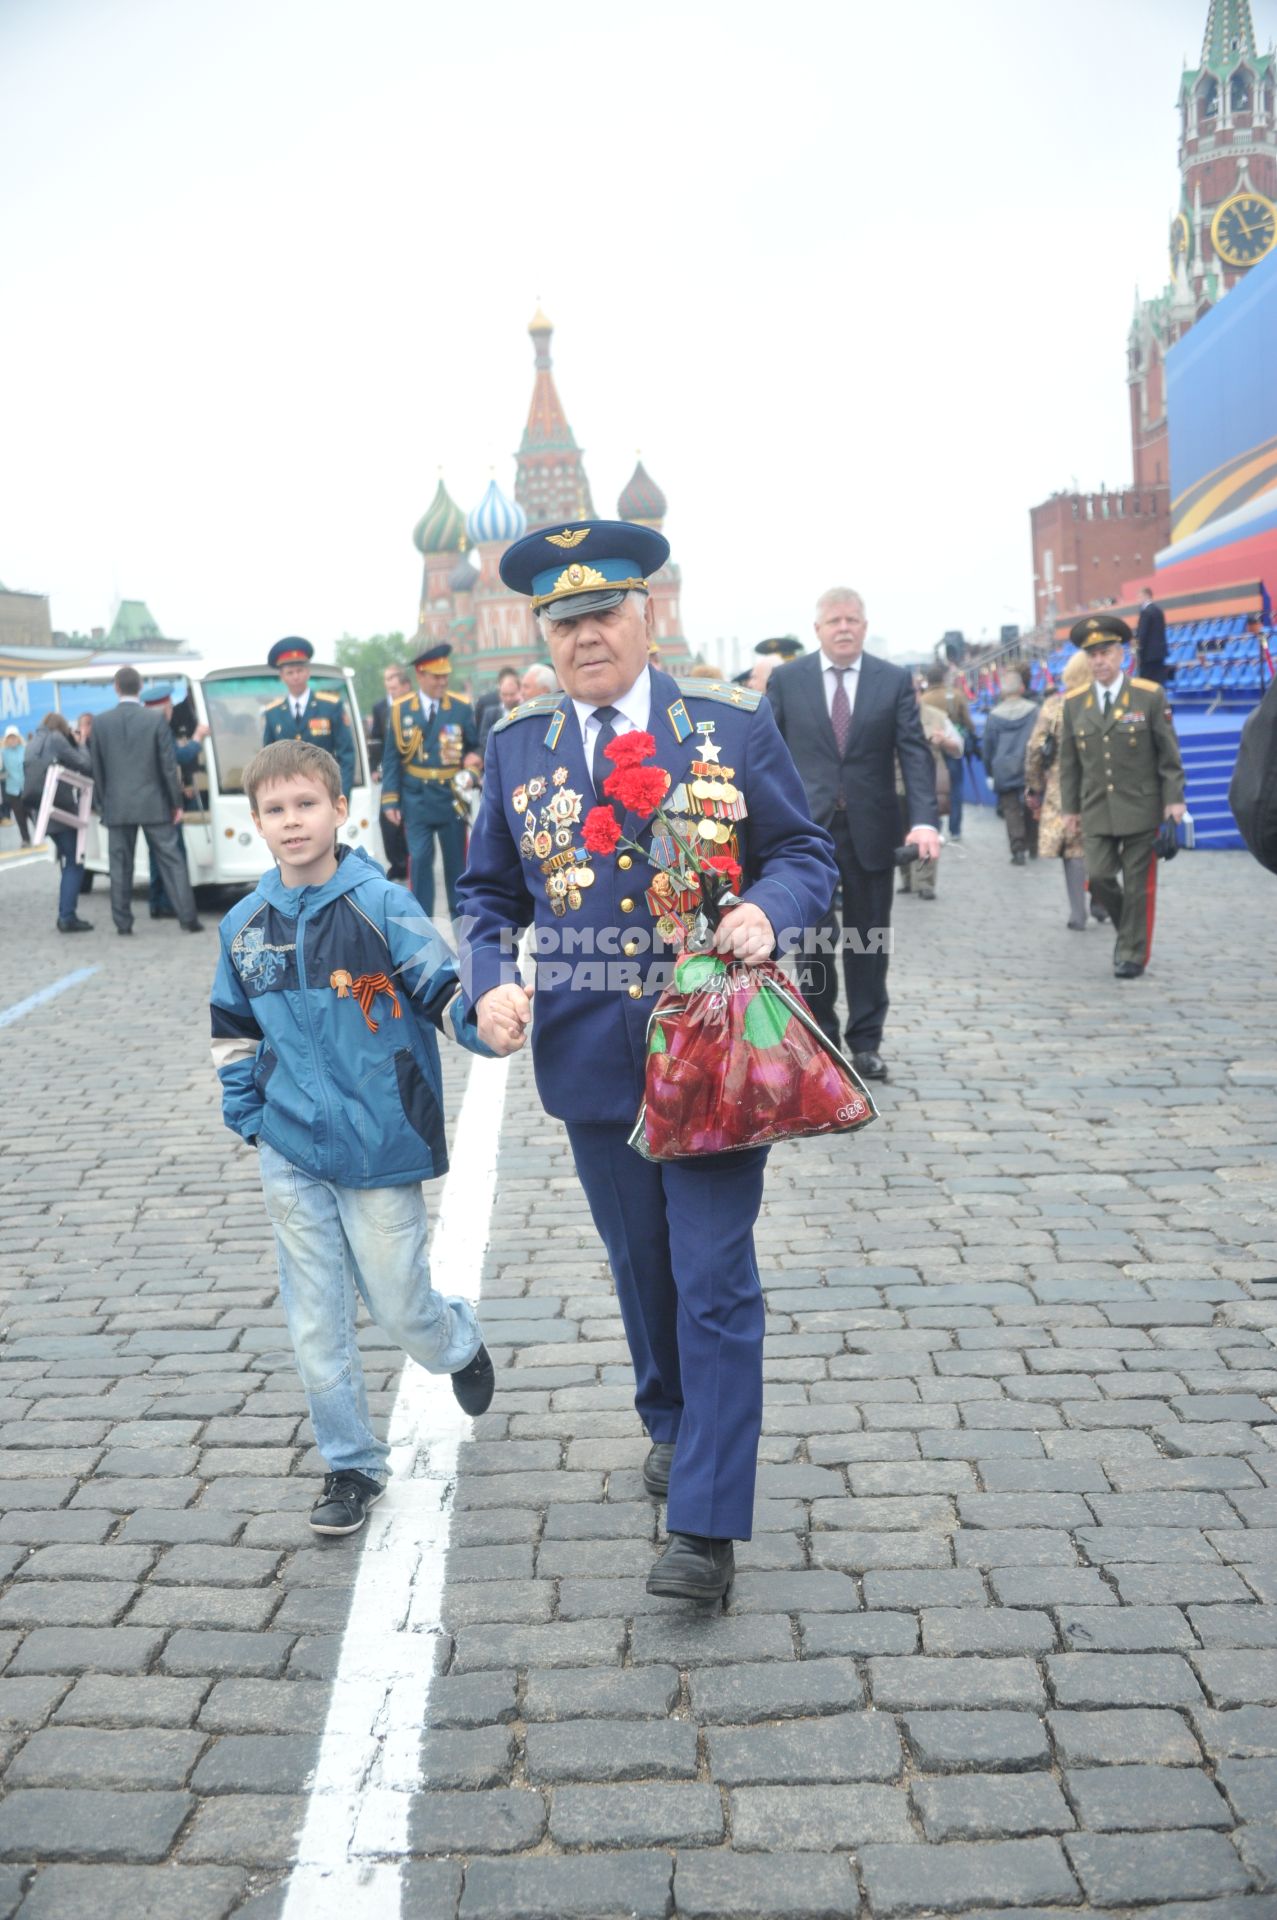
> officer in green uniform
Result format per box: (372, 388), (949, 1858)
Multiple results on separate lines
(261, 637), (356, 799)
(380, 641), (481, 918)
(1059, 613), (1186, 978)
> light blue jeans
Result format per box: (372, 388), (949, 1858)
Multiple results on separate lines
(258, 1140), (483, 1481)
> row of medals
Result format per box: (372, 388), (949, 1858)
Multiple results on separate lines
(511, 756), (747, 927)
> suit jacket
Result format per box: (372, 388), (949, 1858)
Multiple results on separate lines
(1135, 601), (1167, 673)
(90, 701), (183, 827)
(767, 649), (937, 870)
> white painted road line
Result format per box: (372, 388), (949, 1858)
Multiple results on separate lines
(0, 966), (100, 1029)
(280, 1048), (512, 1920)
(0, 848), (51, 872)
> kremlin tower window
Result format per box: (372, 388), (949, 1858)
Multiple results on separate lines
(1231, 70), (1252, 113)
(1199, 76), (1220, 125)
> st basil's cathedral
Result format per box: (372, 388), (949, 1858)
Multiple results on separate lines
(410, 309), (690, 690)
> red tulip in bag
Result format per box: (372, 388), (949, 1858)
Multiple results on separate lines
(629, 952), (878, 1161)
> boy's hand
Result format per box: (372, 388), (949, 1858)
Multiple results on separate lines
(476, 983), (533, 1055)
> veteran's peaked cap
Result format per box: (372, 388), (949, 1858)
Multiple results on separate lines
(500, 518), (670, 618)
(1069, 613), (1133, 651)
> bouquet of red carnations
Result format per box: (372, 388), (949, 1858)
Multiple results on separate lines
(580, 732), (878, 1161)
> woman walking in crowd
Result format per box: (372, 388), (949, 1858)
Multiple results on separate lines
(23, 711), (93, 932)
(1025, 649), (1098, 930)
(1, 726), (32, 844)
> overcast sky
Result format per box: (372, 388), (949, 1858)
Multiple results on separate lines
(0, 0), (1241, 669)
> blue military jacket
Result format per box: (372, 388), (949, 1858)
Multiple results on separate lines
(381, 690), (478, 825)
(455, 667), (838, 1124)
(262, 689), (356, 797)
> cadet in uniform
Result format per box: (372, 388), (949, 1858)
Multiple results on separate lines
(262, 637), (356, 799)
(380, 641), (481, 920)
(1059, 612), (1186, 978)
(456, 520), (836, 1602)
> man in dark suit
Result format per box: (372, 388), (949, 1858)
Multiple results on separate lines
(1134, 587), (1168, 686)
(89, 665), (203, 936)
(368, 663), (412, 879)
(768, 587), (939, 1079)
(477, 666), (522, 750)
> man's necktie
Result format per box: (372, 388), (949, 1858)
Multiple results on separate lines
(592, 706), (621, 797)
(293, 702), (303, 723)
(830, 669), (852, 757)
(1102, 690), (1113, 718)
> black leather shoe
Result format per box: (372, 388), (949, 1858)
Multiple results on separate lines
(451, 1342), (495, 1416)
(180, 920), (207, 933)
(852, 1050), (887, 1081)
(57, 916), (93, 932)
(1114, 960), (1145, 979)
(642, 1442), (675, 1499)
(116, 925), (133, 936)
(150, 906), (176, 920)
(1011, 850), (1027, 866)
(646, 1533), (735, 1602)
(309, 1469), (384, 1536)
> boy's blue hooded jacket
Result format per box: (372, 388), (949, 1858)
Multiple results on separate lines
(211, 846), (488, 1187)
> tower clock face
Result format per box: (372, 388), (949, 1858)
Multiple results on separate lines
(1170, 211), (1190, 270)
(1211, 192), (1277, 269)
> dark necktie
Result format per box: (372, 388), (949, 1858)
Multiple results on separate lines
(591, 706), (620, 797)
(830, 669), (852, 757)
(1102, 690), (1113, 718)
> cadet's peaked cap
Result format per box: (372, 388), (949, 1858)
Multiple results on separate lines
(755, 635), (805, 659)
(1069, 613), (1132, 651)
(500, 519), (670, 620)
(411, 640), (453, 673)
(141, 682), (173, 705)
(268, 636), (314, 668)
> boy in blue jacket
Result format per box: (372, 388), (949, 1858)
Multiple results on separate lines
(211, 739), (495, 1536)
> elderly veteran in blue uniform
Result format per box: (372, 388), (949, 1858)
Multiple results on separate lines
(262, 637), (356, 799)
(381, 641), (481, 920)
(455, 520), (837, 1602)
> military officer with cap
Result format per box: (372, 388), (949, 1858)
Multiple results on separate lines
(381, 641), (481, 919)
(1060, 613), (1186, 979)
(456, 519), (836, 1603)
(755, 636), (805, 661)
(262, 638), (356, 798)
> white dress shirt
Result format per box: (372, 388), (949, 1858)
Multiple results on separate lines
(573, 667), (653, 775)
(1098, 672), (1124, 714)
(291, 692), (311, 723)
(820, 651), (862, 717)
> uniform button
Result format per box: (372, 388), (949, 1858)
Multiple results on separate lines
(619, 897), (634, 913)
(618, 854), (633, 870)
(627, 983), (642, 999)
(1108, 782), (1114, 790)
(623, 940), (638, 957)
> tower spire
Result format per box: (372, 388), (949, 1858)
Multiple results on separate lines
(514, 307), (596, 529)
(1201, 0), (1256, 68)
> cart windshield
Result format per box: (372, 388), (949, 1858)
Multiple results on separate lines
(203, 674), (363, 794)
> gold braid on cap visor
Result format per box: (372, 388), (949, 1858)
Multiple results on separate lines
(531, 564), (648, 611)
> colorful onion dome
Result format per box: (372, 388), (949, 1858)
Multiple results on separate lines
(617, 458), (668, 526)
(448, 554), (479, 594)
(413, 477), (465, 556)
(466, 476), (527, 546)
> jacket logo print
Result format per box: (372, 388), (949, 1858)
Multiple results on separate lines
(231, 924), (294, 994)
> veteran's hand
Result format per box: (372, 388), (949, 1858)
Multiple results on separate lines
(384, 808), (402, 826)
(476, 982), (533, 1055)
(714, 902), (775, 968)
(906, 825), (942, 862)
(1164, 802), (1187, 823)
(1061, 813), (1082, 836)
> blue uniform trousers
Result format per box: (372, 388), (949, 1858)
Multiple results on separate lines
(405, 810), (466, 919)
(564, 1123), (767, 1541)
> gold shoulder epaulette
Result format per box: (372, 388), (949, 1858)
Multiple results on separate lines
(492, 694), (560, 733)
(263, 697), (286, 711)
(1065, 686), (1090, 699)
(314, 689), (341, 704)
(1130, 677), (1161, 692)
(390, 691), (416, 710)
(443, 692), (472, 713)
(674, 678), (762, 712)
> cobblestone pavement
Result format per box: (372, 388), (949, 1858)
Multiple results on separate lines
(1, 816), (1277, 1918)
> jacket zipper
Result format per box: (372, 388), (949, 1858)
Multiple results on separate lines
(293, 902), (337, 1173)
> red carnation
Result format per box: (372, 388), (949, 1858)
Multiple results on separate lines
(604, 762), (671, 818)
(603, 730), (656, 768)
(703, 853), (743, 890)
(581, 806), (623, 855)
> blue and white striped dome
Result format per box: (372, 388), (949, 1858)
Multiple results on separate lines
(466, 477), (527, 547)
